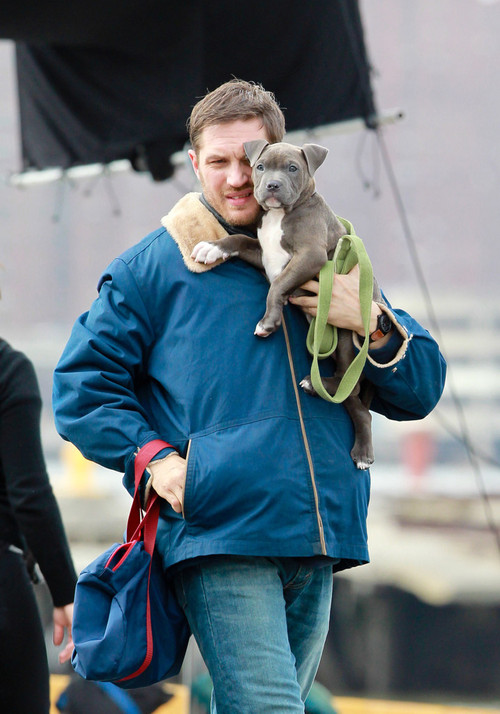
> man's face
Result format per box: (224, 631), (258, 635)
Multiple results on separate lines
(189, 118), (270, 228)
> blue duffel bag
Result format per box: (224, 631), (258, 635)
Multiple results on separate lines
(71, 440), (191, 689)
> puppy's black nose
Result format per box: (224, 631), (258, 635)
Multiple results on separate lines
(266, 180), (281, 192)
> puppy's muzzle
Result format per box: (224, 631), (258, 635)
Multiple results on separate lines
(261, 179), (285, 207)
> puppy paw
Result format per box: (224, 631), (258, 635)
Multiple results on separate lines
(254, 318), (282, 337)
(299, 376), (317, 395)
(191, 241), (229, 264)
(351, 450), (374, 470)
(254, 321), (273, 337)
(354, 459), (372, 470)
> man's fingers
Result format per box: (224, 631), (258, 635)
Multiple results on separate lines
(148, 453), (187, 513)
(59, 640), (74, 664)
(297, 279), (319, 295)
(166, 486), (184, 513)
(154, 482), (184, 512)
(53, 622), (64, 646)
(289, 294), (318, 311)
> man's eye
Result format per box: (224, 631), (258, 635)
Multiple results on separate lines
(289, 164), (298, 172)
(256, 164), (265, 171)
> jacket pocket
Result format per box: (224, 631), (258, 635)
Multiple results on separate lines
(181, 439), (192, 520)
(179, 418), (315, 541)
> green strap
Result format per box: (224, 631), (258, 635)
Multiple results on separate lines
(305, 217), (373, 403)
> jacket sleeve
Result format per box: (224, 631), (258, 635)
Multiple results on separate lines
(53, 258), (173, 479)
(355, 301), (447, 421)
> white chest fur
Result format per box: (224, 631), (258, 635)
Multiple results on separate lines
(257, 208), (291, 282)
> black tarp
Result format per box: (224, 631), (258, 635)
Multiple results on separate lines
(1, 1), (376, 181)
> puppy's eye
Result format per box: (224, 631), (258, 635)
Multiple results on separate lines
(289, 164), (298, 172)
(255, 164), (265, 171)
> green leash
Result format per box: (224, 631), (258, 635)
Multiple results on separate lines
(305, 217), (373, 403)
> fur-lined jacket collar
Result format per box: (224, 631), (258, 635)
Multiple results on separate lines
(161, 192), (230, 273)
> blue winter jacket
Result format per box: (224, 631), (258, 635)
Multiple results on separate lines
(53, 193), (446, 572)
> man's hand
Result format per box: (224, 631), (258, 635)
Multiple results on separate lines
(53, 603), (74, 664)
(289, 264), (387, 341)
(147, 452), (187, 514)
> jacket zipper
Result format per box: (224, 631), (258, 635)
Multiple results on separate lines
(282, 316), (327, 555)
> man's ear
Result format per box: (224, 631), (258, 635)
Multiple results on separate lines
(301, 144), (329, 176)
(244, 139), (269, 167)
(188, 149), (200, 178)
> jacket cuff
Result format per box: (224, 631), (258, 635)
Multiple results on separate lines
(352, 303), (409, 368)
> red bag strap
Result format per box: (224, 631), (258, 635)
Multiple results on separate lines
(134, 439), (173, 491)
(126, 439), (173, 553)
(114, 440), (176, 686)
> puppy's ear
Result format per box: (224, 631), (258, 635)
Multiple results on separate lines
(302, 144), (329, 176)
(244, 139), (269, 167)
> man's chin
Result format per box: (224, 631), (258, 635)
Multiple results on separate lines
(228, 214), (258, 228)
(222, 205), (260, 228)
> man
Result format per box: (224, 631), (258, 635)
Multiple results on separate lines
(53, 79), (446, 713)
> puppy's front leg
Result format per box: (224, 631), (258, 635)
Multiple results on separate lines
(256, 250), (327, 336)
(191, 235), (264, 270)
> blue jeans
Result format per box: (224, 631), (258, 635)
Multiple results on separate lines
(174, 556), (333, 714)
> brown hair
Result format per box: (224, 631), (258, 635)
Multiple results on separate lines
(188, 79), (286, 152)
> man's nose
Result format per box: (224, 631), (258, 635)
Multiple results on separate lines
(227, 162), (251, 187)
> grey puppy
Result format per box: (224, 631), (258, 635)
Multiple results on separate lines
(192, 140), (381, 468)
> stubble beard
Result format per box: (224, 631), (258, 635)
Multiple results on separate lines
(207, 186), (260, 229)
